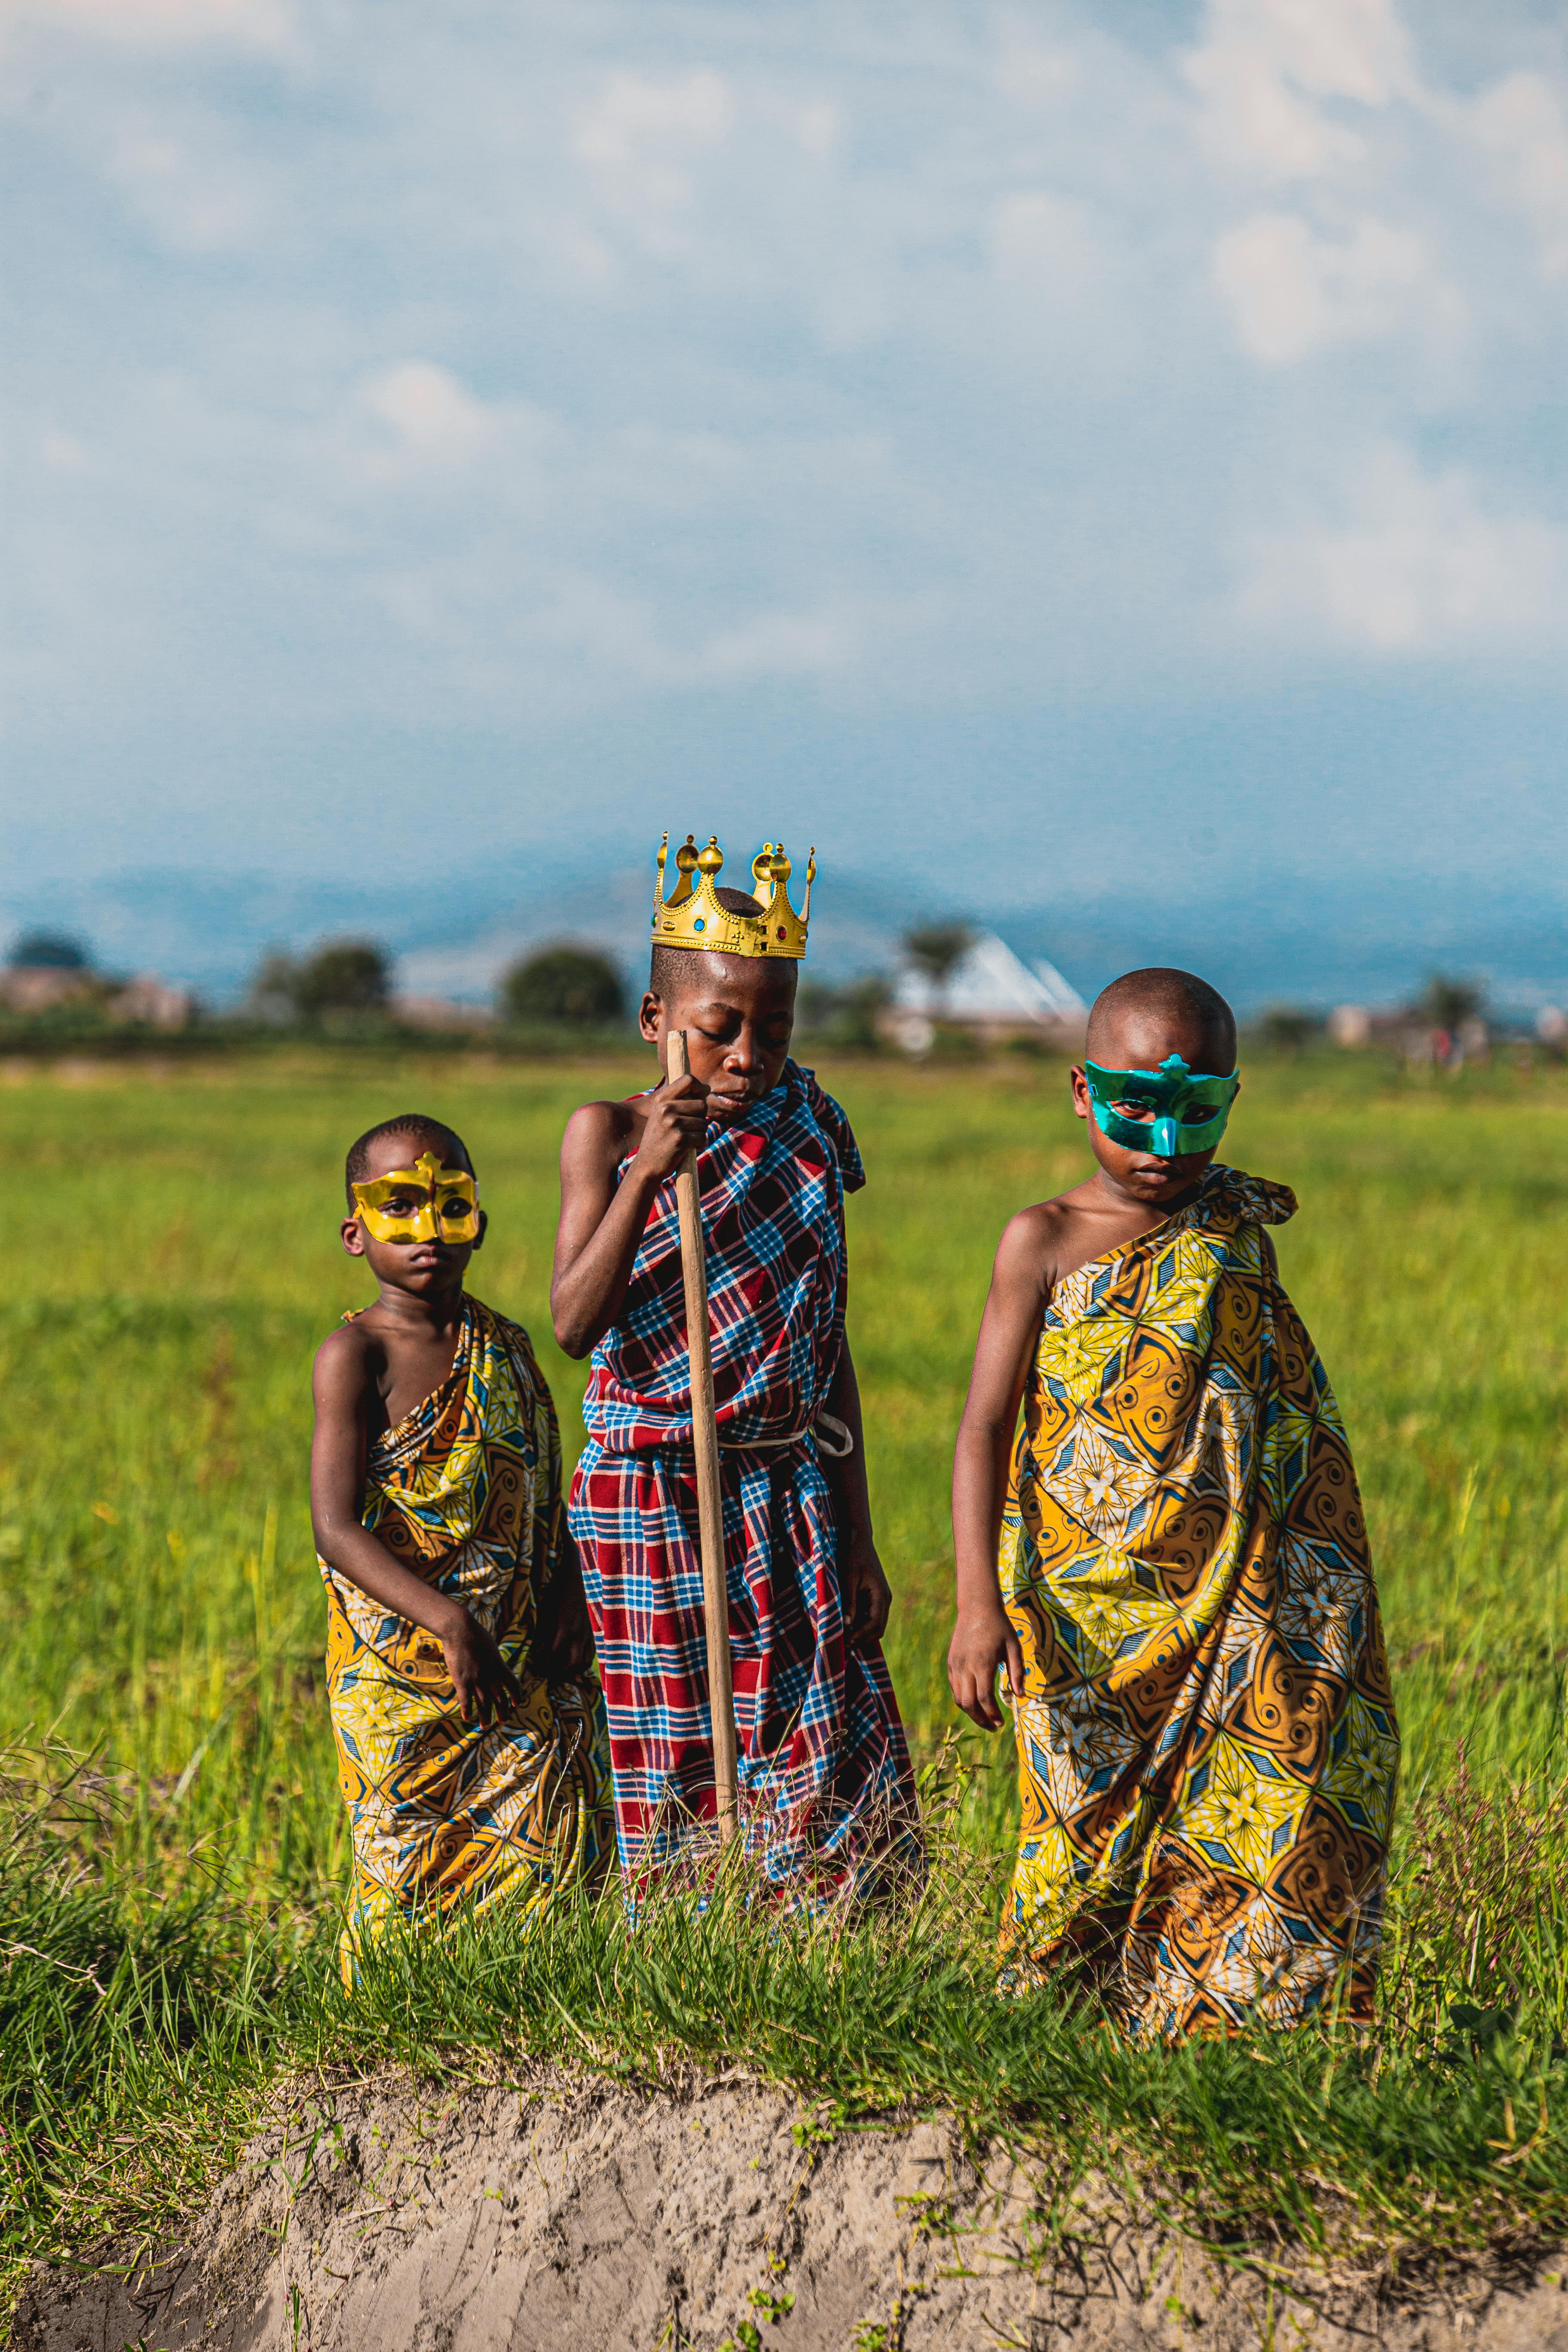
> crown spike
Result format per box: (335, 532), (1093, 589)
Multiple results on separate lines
(665, 833), (699, 908)
(801, 848), (815, 927)
(649, 830), (815, 962)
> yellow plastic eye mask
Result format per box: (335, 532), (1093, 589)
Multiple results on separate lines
(351, 1151), (481, 1245)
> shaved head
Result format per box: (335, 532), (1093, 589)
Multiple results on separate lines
(344, 1114), (472, 1207)
(1086, 968), (1236, 1071)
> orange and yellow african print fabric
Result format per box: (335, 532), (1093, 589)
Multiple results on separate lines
(999, 1165), (1398, 2037)
(322, 1295), (612, 1980)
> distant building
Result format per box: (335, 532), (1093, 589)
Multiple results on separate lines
(1455, 1015), (1490, 1068)
(0, 965), (99, 1014)
(107, 976), (196, 1031)
(1331, 1000), (1503, 1067)
(1328, 1005), (1372, 1047)
(392, 995), (496, 1032)
(888, 932), (1087, 1052)
(0, 959), (196, 1028)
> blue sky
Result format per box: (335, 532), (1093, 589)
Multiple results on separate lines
(5, 0), (1568, 998)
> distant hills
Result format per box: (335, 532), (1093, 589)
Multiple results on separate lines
(4, 860), (1567, 1018)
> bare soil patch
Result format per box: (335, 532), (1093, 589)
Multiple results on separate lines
(11, 2070), (1568, 2351)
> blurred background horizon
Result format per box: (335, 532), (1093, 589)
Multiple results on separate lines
(6, 0), (1568, 1017)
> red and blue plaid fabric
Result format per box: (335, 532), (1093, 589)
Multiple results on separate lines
(580, 1059), (863, 1452)
(568, 1060), (921, 1890)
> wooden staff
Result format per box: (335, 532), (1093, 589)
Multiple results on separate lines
(667, 1029), (739, 1843)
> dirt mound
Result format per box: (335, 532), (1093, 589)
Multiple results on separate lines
(11, 2069), (1568, 2351)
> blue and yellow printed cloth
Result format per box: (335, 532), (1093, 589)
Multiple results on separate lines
(322, 1295), (612, 1979)
(1000, 1165), (1398, 2036)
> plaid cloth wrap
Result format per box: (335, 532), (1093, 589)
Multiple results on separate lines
(568, 1059), (920, 1890)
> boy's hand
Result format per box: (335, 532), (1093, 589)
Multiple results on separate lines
(842, 1527), (892, 1648)
(438, 1605), (524, 1727)
(947, 1600), (1026, 1730)
(635, 1073), (710, 1181)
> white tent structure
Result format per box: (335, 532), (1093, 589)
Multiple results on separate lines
(891, 931), (1086, 1046)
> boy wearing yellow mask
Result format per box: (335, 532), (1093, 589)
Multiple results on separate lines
(312, 1114), (612, 1977)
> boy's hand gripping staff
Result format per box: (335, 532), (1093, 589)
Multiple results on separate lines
(667, 1031), (741, 1845)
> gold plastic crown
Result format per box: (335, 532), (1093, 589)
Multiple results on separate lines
(650, 833), (815, 960)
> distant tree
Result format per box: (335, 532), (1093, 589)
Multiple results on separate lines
(903, 923), (974, 1012)
(793, 980), (838, 1035)
(9, 930), (89, 970)
(501, 945), (625, 1026)
(1420, 973), (1485, 1034)
(795, 973), (891, 1051)
(292, 940), (391, 1018)
(1254, 1005), (1318, 1054)
(246, 949), (302, 1024)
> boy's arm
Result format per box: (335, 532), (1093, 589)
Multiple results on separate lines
(822, 1338), (891, 1649)
(947, 1210), (1053, 1731)
(550, 1086), (709, 1358)
(310, 1329), (523, 1726)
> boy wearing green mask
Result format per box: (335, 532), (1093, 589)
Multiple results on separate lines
(949, 968), (1397, 2038)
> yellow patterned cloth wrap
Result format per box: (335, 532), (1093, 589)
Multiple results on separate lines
(999, 1164), (1398, 2038)
(322, 1294), (613, 1983)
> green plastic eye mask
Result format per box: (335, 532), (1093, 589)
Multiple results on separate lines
(1084, 1053), (1240, 1159)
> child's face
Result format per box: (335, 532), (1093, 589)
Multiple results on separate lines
(640, 953), (797, 1123)
(1070, 1010), (1238, 1207)
(340, 1131), (486, 1296)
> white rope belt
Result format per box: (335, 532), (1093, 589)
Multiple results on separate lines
(715, 1411), (854, 1459)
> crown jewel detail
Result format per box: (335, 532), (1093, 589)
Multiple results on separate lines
(651, 833), (815, 960)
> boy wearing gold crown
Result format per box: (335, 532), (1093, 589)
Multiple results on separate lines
(312, 1113), (613, 1979)
(553, 836), (920, 1894)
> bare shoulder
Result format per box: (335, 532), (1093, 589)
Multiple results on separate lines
(312, 1316), (376, 1406)
(992, 1192), (1084, 1298)
(560, 1095), (639, 1180)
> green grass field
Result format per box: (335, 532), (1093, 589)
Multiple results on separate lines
(6, 1044), (1568, 2280)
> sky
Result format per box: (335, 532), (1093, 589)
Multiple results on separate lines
(4, 0), (1568, 1001)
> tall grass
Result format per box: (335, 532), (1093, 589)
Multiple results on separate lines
(4, 1045), (1568, 2272)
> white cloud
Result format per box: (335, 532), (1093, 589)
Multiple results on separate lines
(989, 190), (1102, 292)
(361, 557), (889, 700)
(1213, 209), (1454, 363)
(575, 66), (732, 171)
(1237, 442), (1568, 651)
(1468, 71), (1568, 279)
(993, 27), (1081, 113)
(40, 429), (89, 472)
(3, 0), (292, 50)
(7, 0), (1568, 778)
(1185, 0), (1417, 178)
(796, 100), (839, 160)
(244, 349), (933, 708)
(573, 67), (733, 248)
(359, 363), (499, 468)
(102, 121), (273, 251)
(697, 603), (860, 682)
